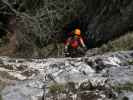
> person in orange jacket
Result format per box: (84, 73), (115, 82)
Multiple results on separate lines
(64, 28), (87, 56)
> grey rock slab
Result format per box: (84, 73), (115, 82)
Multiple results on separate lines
(0, 51), (133, 100)
(1, 80), (43, 100)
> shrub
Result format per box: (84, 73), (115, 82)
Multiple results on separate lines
(48, 83), (65, 94)
(113, 82), (133, 92)
(99, 32), (133, 53)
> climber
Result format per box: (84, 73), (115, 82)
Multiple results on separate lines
(64, 28), (87, 57)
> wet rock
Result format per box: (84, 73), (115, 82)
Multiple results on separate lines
(78, 91), (102, 100)
(0, 51), (133, 100)
(1, 81), (43, 100)
(0, 59), (3, 65)
(21, 69), (38, 77)
(122, 96), (129, 100)
(65, 82), (76, 93)
(16, 65), (27, 71)
(0, 65), (14, 70)
(79, 81), (93, 91)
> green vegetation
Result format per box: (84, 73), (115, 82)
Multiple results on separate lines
(48, 83), (65, 94)
(113, 82), (133, 92)
(0, 80), (6, 91)
(99, 32), (133, 53)
(0, 80), (4, 100)
(0, 71), (16, 80)
(127, 60), (133, 65)
(0, 94), (2, 100)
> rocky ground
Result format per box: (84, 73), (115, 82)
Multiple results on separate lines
(0, 51), (133, 100)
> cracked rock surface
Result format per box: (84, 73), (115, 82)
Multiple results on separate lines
(0, 51), (133, 100)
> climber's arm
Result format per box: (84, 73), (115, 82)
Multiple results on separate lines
(65, 37), (71, 50)
(80, 37), (86, 48)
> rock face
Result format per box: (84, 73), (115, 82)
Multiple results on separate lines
(0, 51), (133, 100)
(80, 0), (133, 47)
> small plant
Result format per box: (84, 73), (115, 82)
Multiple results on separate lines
(48, 83), (65, 94)
(113, 82), (133, 92)
(0, 94), (2, 100)
(99, 32), (133, 54)
(127, 60), (133, 65)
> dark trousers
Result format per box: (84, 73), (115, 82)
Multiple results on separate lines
(66, 46), (85, 57)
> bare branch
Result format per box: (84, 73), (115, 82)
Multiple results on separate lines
(1, 0), (19, 15)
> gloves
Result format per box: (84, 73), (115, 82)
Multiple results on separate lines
(64, 47), (71, 57)
(64, 51), (70, 57)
